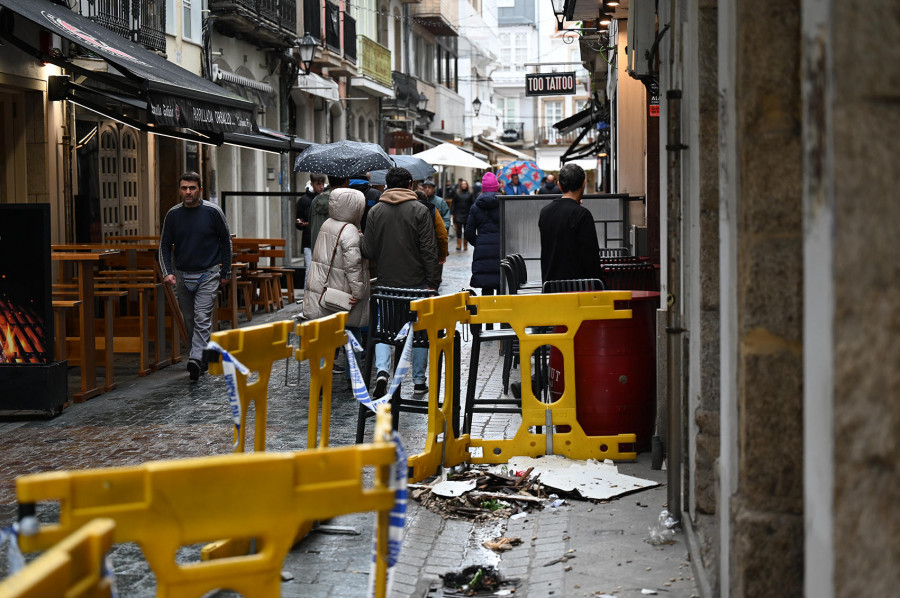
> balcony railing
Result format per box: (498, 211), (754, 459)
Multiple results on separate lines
(79, 0), (166, 54)
(325, 1), (340, 52)
(210, 0), (298, 38)
(303, 0), (321, 42)
(537, 125), (597, 146)
(358, 36), (391, 88)
(411, 0), (458, 36)
(343, 14), (356, 62)
(500, 122), (525, 143)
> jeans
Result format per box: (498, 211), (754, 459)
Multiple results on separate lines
(373, 285), (429, 385)
(303, 246), (312, 288)
(175, 267), (220, 361)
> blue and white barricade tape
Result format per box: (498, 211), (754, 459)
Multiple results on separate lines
(1, 518), (34, 577)
(387, 323), (414, 398)
(103, 553), (119, 598)
(206, 341), (250, 451)
(367, 431), (408, 597)
(346, 331), (389, 413)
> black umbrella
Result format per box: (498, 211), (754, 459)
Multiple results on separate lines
(369, 155), (437, 185)
(293, 140), (393, 177)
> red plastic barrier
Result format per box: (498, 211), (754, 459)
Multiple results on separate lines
(549, 291), (659, 451)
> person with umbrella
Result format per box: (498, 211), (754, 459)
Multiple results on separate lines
(296, 173), (326, 280)
(504, 173), (529, 196)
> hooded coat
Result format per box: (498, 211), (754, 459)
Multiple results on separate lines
(302, 188), (369, 326)
(308, 188), (333, 250)
(465, 191), (502, 290)
(361, 187), (439, 289)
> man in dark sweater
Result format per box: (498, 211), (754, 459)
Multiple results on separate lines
(538, 163), (602, 282)
(159, 172), (232, 380)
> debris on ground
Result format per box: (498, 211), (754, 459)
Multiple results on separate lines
(441, 565), (518, 596)
(482, 536), (523, 552)
(491, 456), (659, 501)
(645, 509), (678, 545)
(410, 466), (547, 520)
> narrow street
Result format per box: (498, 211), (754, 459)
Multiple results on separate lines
(0, 246), (697, 598)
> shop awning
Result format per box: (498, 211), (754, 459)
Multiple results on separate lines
(223, 127), (315, 154)
(552, 98), (607, 165)
(292, 72), (340, 102)
(414, 133), (488, 160)
(0, 0), (259, 136)
(213, 64), (276, 108)
(473, 136), (534, 160)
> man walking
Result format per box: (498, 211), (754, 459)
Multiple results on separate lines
(159, 172), (232, 381)
(362, 167), (439, 397)
(296, 173), (326, 273)
(538, 163), (602, 282)
(537, 173), (562, 194)
(420, 178), (451, 230)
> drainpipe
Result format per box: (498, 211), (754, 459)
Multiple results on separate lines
(665, 88), (685, 524)
(280, 64), (292, 267)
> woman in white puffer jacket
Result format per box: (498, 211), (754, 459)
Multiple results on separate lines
(302, 187), (369, 329)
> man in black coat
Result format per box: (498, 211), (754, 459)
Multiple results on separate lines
(538, 164), (602, 282)
(296, 173), (326, 274)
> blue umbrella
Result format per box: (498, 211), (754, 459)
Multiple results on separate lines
(498, 160), (545, 194)
(369, 155), (437, 185)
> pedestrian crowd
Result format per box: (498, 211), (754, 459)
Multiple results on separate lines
(161, 156), (584, 397)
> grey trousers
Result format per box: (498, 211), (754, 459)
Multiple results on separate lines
(175, 267), (220, 362)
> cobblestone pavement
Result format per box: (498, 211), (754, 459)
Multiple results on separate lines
(0, 247), (697, 597)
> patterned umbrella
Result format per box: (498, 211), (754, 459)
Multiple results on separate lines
(369, 155), (437, 185)
(498, 160), (545, 194)
(293, 140), (394, 177)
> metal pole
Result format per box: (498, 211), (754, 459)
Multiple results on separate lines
(665, 89), (685, 524)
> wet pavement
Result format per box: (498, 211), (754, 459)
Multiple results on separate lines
(0, 243), (698, 597)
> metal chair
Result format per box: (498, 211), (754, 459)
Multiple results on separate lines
(542, 278), (605, 293)
(462, 289), (520, 435)
(601, 263), (658, 291)
(507, 253), (542, 292)
(599, 246), (631, 258)
(355, 286), (460, 442)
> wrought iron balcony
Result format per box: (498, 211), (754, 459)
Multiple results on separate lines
(78, 0), (166, 54)
(325, 0), (340, 52)
(209, 0), (298, 47)
(358, 36), (391, 88)
(411, 0), (459, 37)
(537, 125), (597, 145)
(500, 122), (525, 143)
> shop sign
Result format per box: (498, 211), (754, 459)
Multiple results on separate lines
(525, 73), (577, 96)
(386, 130), (413, 149)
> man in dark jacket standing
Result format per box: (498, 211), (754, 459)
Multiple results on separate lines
(538, 163), (602, 282)
(296, 173), (326, 276)
(361, 167), (438, 397)
(159, 172), (232, 381)
(537, 173), (562, 194)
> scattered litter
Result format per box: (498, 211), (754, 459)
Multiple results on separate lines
(482, 536), (523, 552)
(432, 479), (478, 497)
(645, 509), (678, 545)
(313, 525), (360, 536)
(595, 594), (617, 598)
(543, 555), (576, 567)
(280, 571), (294, 581)
(641, 590), (658, 595)
(492, 456), (659, 501)
(411, 466), (548, 520)
(549, 498), (566, 508)
(440, 565), (518, 596)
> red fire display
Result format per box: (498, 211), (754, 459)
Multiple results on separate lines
(0, 293), (48, 364)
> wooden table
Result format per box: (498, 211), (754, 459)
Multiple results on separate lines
(52, 250), (121, 401)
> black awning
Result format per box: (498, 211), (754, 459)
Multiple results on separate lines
(553, 100), (600, 135)
(223, 128), (315, 153)
(0, 0), (257, 136)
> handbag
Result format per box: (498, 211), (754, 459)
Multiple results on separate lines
(318, 223), (354, 312)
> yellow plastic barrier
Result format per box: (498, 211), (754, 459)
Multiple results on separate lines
(0, 519), (115, 598)
(203, 313), (347, 561)
(411, 291), (639, 465)
(16, 408), (397, 598)
(295, 312), (351, 449)
(406, 292), (472, 482)
(207, 320), (295, 453)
